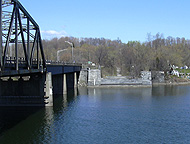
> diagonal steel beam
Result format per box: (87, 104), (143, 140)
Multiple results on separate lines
(0, 0), (2, 68)
(3, 4), (15, 68)
(1, 0), (46, 71)
(11, 0), (39, 29)
(15, 2), (18, 70)
(38, 31), (46, 68)
(17, 9), (30, 68)
(30, 30), (38, 66)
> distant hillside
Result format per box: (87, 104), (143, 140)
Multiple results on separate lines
(42, 33), (190, 77)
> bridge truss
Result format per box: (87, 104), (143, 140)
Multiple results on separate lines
(0, 0), (46, 74)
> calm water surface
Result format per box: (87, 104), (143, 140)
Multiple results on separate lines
(0, 85), (190, 143)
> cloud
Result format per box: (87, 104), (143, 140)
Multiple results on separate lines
(41, 30), (67, 39)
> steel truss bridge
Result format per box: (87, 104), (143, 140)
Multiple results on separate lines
(0, 0), (46, 76)
(0, 0), (82, 106)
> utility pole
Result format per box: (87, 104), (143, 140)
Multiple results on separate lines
(0, 0), (2, 69)
(65, 41), (74, 63)
(57, 49), (67, 61)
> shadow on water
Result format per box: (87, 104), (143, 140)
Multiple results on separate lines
(1, 86), (190, 143)
(53, 88), (78, 114)
(152, 85), (189, 97)
(0, 106), (42, 136)
(0, 88), (78, 143)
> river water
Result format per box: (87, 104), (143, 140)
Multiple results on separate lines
(0, 85), (190, 144)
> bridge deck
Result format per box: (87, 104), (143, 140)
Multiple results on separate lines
(46, 64), (82, 75)
(0, 62), (82, 77)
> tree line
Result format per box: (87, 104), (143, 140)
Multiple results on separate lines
(42, 33), (190, 77)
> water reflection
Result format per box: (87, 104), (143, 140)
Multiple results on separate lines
(83, 87), (153, 104)
(152, 85), (188, 97)
(0, 90), (77, 144)
(0, 107), (41, 136)
(1, 85), (190, 143)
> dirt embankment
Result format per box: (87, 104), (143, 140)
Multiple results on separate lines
(155, 76), (190, 85)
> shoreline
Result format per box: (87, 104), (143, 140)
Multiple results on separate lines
(153, 81), (190, 86)
(87, 81), (190, 88)
(87, 85), (152, 88)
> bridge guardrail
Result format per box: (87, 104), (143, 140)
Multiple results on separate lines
(45, 60), (82, 66)
(3, 57), (82, 68)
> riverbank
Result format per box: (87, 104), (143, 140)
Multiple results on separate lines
(87, 77), (190, 88)
(79, 68), (190, 87)
(87, 85), (152, 88)
(160, 76), (190, 85)
(153, 81), (190, 86)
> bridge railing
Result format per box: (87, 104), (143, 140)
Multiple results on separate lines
(45, 60), (82, 66)
(0, 0), (46, 71)
(3, 57), (82, 70)
(3, 56), (43, 69)
(5, 57), (27, 64)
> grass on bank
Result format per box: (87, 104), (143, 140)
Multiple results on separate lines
(176, 68), (190, 74)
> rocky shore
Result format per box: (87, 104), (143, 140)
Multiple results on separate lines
(153, 76), (190, 86)
(79, 68), (190, 87)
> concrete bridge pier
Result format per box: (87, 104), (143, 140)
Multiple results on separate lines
(63, 74), (67, 95)
(52, 72), (80, 96)
(0, 64), (82, 106)
(51, 74), (66, 96)
(0, 72), (53, 106)
(66, 72), (80, 92)
(44, 73), (53, 106)
(66, 73), (74, 90)
(74, 72), (78, 88)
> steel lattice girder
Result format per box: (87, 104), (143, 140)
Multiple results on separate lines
(0, 0), (46, 71)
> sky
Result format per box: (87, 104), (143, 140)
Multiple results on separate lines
(19, 0), (190, 43)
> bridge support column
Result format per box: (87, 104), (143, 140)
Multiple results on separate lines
(74, 72), (77, 88)
(0, 72), (53, 106)
(63, 74), (67, 95)
(51, 73), (67, 95)
(44, 72), (53, 106)
(78, 69), (88, 87)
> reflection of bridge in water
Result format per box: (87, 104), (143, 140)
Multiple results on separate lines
(0, 0), (82, 106)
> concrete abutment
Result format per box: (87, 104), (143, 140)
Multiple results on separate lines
(0, 72), (53, 106)
(0, 66), (81, 107)
(52, 72), (80, 96)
